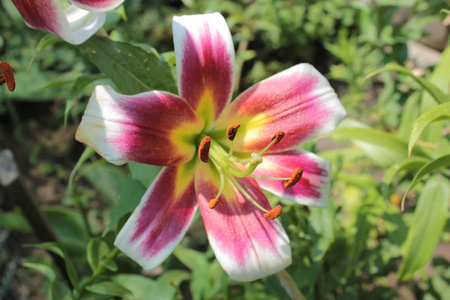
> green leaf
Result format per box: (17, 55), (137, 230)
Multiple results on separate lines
(43, 206), (90, 257)
(0, 210), (32, 232)
(173, 246), (210, 300)
(82, 36), (177, 95)
(86, 281), (133, 300)
(86, 238), (101, 272)
(398, 176), (449, 281)
(408, 102), (450, 156)
(27, 242), (80, 289)
(101, 257), (118, 272)
(401, 154), (450, 207)
(65, 74), (108, 125)
(365, 63), (447, 105)
(67, 147), (96, 194)
(128, 162), (161, 187)
(111, 274), (176, 300)
(382, 157), (428, 187)
(27, 34), (62, 69)
(106, 177), (146, 233)
(79, 161), (128, 203)
(23, 262), (70, 300)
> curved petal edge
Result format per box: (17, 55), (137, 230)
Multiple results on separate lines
(254, 150), (331, 208)
(114, 165), (198, 270)
(75, 85), (204, 166)
(195, 164), (292, 281)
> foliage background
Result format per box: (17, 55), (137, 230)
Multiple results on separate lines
(0, 0), (449, 299)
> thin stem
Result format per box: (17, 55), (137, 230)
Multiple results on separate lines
(275, 270), (306, 300)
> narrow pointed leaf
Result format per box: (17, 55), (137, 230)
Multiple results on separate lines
(398, 176), (449, 281)
(401, 154), (450, 206)
(408, 102), (450, 156)
(27, 242), (79, 289)
(365, 63), (447, 105)
(382, 157), (428, 186)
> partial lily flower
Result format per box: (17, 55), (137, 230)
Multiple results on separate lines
(76, 13), (346, 281)
(12, 0), (124, 45)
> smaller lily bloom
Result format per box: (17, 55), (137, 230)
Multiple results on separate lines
(76, 13), (347, 281)
(0, 62), (15, 92)
(12, 0), (124, 45)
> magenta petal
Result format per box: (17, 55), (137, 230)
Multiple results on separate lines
(114, 165), (198, 270)
(173, 13), (235, 125)
(215, 64), (347, 153)
(12, 1), (106, 45)
(76, 85), (204, 166)
(195, 164), (291, 281)
(69, 0), (124, 12)
(253, 150), (331, 207)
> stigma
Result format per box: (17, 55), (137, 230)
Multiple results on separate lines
(198, 124), (303, 220)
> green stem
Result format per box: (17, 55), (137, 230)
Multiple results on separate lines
(275, 270), (306, 300)
(73, 247), (120, 299)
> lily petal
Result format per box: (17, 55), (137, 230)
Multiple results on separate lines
(115, 164), (198, 270)
(253, 150), (331, 208)
(76, 85), (204, 166)
(195, 164), (291, 281)
(173, 13), (235, 126)
(215, 64), (346, 153)
(12, 1), (106, 45)
(69, 0), (124, 12)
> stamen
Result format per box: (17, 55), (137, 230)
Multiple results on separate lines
(209, 198), (219, 209)
(284, 168), (303, 188)
(0, 62), (15, 92)
(259, 131), (286, 156)
(264, 205), (282, 220)
(198, 136), (211, 163)
(270, 131), (285, 145)
(226, 123), (241, 141)
(228, 176), (268, 213)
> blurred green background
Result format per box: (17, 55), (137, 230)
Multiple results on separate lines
(0, 0), (449, 299)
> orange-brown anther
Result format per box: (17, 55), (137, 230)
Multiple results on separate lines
(226, 123), (241, 141)
(198, 136), (211, 163)
(284, 168), (303, 188)
(264, 205), (282, 220)
(0, 62), (15, 92)
(209, 198), (219, 209)
(270, 131), (285, 145)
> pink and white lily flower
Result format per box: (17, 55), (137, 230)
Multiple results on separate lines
(76, 13), (346, 281)
(12, 0), (124, 45)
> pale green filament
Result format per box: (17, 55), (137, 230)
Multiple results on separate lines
(228, 175), (268, 213)
(214, 165), (226, 199)
(249, 174), (290, 180)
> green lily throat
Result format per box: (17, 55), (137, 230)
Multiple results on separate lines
(197, 123), (304, 220)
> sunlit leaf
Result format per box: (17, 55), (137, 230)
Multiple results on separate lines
(401, 154), (450, 207)
(408, 102), (450, 156)
(365, 63), (447, 105)
(82, 36), (177, 95)
(398, 176), (449, 281)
